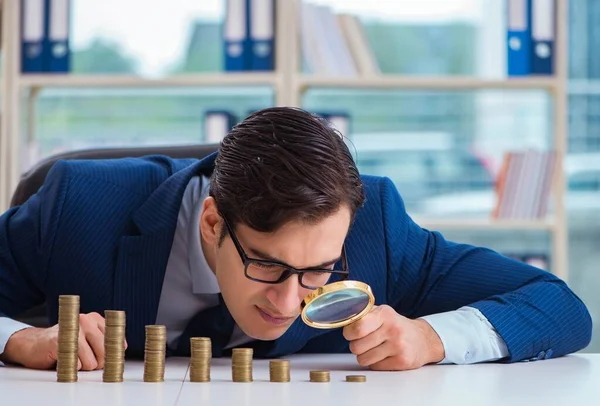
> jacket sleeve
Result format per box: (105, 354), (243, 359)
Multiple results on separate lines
(379, 176), (592, 362)
(0, 161), (72, 319)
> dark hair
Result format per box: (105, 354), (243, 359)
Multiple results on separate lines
(209, 106), (365, 242)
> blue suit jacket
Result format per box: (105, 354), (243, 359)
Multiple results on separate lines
(0, 153), (592, 362)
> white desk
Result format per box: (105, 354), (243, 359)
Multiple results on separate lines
(1, 354), (599, 406)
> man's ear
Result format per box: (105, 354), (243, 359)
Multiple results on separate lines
(200, 196), (223, 245)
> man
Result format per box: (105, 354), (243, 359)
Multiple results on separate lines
(0, 107), (592, 371)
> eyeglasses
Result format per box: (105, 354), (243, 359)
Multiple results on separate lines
(222, 216), (349, 289)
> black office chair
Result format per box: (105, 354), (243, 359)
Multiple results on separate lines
(10, 143), (220, 207)
(9, 143), (220, 326)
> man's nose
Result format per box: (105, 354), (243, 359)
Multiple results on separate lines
(267, 274), (305, 315)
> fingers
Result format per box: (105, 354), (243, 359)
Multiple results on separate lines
(349, 328), (386, 356)
(82, 313), (106, 370)
(96, 316), (106, 334)
(356, 341), (390, 367)
(369, 353), (421, 371)
(85, 327), (105, 370)
(343, 306), (383, 341)
(77, 327), (98, 371)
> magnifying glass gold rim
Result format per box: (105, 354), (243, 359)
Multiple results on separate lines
(300, 280), (375, 329)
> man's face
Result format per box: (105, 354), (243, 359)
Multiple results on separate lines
(200, 198), (350, 341)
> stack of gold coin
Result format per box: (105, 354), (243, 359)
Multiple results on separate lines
(269, 360), (290, 382)
(345, 375), (366, 382)
(189, 337), (211, 382)
(231, 348), (253, 382)
(143, 325), (167, 383)
(309, 370), (330, 383)
(102, 310), (126, 383)
(56, 295), (80, 383)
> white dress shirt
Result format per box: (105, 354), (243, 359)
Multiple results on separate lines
(0, 175), (508, 364)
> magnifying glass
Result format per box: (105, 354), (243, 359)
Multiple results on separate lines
(300, 280), (375, 329)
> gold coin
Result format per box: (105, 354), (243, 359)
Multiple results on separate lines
(345, 375), (366, 382)
(231, 348), (253, 382)
(309, 370), (330, 382)
(143, 325), (166, 383)
(103, 310), (126, 383)
(56, 295), (80, 383)
(269, 359), (290, 382)
(189, 337), (211, 382)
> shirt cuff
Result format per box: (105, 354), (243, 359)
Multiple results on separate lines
(419, 306), (509, 364)
(0, 318), (32, 361)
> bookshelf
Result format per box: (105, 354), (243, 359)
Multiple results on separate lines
(0, 0), (570, 280)
(17, 73), (282, 88)
(296, 75), (559, 90)
(413, 218), (558, 232)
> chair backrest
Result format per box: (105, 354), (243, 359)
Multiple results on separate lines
(10, 143), (220, 207)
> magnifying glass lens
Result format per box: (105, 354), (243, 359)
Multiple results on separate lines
(304, 288), (371, 324)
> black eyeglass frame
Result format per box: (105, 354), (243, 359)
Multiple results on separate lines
(222, 216), (349, 289)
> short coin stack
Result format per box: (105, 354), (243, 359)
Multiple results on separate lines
(143, 325), (167, 382)
(309, 370), (330, 383)
(189, 337), (211, 382)
(231, 348), (253, 382)
(102, 310), (126, 383)
(269, 359), (290, 382)
(346, 375), (366, 382)
(56, 295), (80, 383)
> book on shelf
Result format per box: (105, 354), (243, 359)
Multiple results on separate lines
(224, 0), (275, 72)
(505, 252), (549, 271)
(204, 110), (238, 143)
(506, 0), (556, 76)
(299, 1), (379, 77)
(314, 111), (351, 139)
(20, 0), (71, 74)
(492, 149), (556, 220)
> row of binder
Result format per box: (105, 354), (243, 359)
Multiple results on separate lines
(506, 0), (556, 76)
(19, 0), (555, 77)
(492, 149), (557, 220)
(21, 0), (71, 73)
(224, 0), (276, 71)
(223, 0), (380, 75)
(204, 110), (350, 142)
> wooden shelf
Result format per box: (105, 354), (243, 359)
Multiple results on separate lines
(297, 75), (559, 91)
(414, 218), (557, 231)
(18, 73), (280, 89)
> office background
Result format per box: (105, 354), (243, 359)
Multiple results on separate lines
(0, 0), (598, 350)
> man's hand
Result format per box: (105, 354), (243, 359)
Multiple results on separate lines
(343, 305), (445, 371)
(1, 312), (127, 371)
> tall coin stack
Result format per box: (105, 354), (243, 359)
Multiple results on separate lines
(231, 348), (253, 382)
(309, 370), (330, 383)
(189, 337), (211, 382)
(269, 359), (290, 382)
(56, 295), (80, 383)
(102, 310), (126, 383)
(143, 325), (167, 383)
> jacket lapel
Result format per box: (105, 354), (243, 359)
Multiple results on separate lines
(113, 155), (216, 354)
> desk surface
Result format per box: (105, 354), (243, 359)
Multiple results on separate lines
(1, 354), (599, 406)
